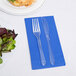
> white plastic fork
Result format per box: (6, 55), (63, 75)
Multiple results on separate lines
(32, 18), (46, 66)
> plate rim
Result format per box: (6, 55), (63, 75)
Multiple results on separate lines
(0, 0), (45, 15)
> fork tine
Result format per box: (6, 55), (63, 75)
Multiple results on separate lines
(32, 18), (40, 32)
(32, 18), (35, 32)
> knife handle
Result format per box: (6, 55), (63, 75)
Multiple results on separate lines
(47, 39), (55, 65)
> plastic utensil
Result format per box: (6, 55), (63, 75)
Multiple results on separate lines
(32, 18), (46, 66)
(41, 18), (55, 65)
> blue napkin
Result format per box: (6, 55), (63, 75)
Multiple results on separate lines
(24, 16), (66, 70)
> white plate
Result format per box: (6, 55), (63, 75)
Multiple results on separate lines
(0, 0), (45, 15)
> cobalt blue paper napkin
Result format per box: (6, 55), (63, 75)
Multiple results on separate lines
(25, 16), (65, 70)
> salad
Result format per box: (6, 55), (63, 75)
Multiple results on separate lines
(0, 28), (17, 64)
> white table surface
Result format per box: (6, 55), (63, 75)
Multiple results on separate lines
(0, 0), (76, 76)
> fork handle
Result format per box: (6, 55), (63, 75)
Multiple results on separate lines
(37, 37), (46, 66)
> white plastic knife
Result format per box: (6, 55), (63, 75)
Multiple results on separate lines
(41, 18), (55, 65)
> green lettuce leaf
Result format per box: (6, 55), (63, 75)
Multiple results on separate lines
(2, 37), (16, 53)
(8, 0), (15, 2)
(0, 58), (3, 64)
